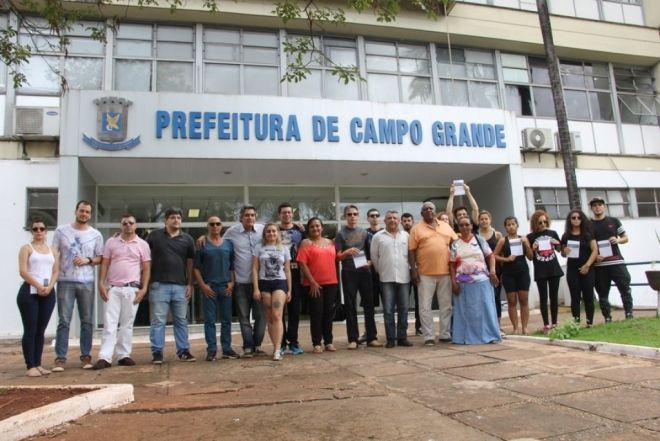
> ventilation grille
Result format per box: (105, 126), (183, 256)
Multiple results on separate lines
(15, 108), (44, 135)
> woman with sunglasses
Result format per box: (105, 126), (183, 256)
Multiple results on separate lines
(17, 218), (59, 377)
(526, 210), (564, 333)
(449, 218), (501, 345)
(297, 218), (338, 354)
(252, 223), (291, 361)
(560, 210), (597, 327)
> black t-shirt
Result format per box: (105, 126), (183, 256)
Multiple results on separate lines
(335, 226), (371, 271)
(147, 228), (195, 284)
(526, 229), (564, 281)
(560, 232), (592, 271)
(591, 216), (625, 264)
(500, 236), (529, 275)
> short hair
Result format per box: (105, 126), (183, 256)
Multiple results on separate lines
(164, 207), (183, 219)
(401, 212), (413, 220)
(367, 208), (380, 217)
(343, 204), (359, 215)
(120, 212), (136, 221)
(75, 200), (93, 211)
(206, 214), (221, 221)
(240, 205), (257, 218)
(453, 205), (469, 218)
(278, 202), (293, 213)
(503, 216), (518, 227)
(384, 210), (399, 217)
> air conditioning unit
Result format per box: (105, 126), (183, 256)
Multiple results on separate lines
(521, 127), (553, 151)
(14, 107), (60, 138)
(554, 131), (582, 153)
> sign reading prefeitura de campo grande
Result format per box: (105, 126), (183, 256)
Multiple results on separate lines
(70, 91), (518, 164)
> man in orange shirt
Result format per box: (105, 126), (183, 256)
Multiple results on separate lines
(408, 201), (457, 346)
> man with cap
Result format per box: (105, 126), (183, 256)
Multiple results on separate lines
(589, 196), (633, 322)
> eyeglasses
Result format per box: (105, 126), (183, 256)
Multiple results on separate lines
(121, 221), (135, 226)
(31, 227), (46, 232)
(346, 213), (358, 217)
(570, 216), (581, 220)
(537, 220), (548, 225)
(208, 222), (221, 227)
(368, 214), (380, 218)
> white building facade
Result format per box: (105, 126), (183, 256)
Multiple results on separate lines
(0, 0), (658, 336)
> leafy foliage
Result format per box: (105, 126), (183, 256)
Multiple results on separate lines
(548, 318), (581, 341)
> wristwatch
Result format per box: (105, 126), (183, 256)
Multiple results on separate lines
(87, 257), (93, 265)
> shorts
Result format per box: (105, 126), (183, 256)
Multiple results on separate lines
(258, 279), (288, 293)
(502, 271), (531, 293)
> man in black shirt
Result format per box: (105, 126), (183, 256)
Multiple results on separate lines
(589, 197), (633, 321)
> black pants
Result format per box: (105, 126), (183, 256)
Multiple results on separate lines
(342, 268), (377, 343)
(594, 264), (633, 318)
(566, 267), (595, 324)
(536, 276), (560, 326)
(282, 268), (303, 346)
(493, 284), (502, 318)
(17, 282), (56, 369)
(307, 284), (337, 346)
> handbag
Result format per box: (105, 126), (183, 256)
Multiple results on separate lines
(333, 281), (346, 322)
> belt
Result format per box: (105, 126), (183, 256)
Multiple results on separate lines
(112, 282), (141, 288)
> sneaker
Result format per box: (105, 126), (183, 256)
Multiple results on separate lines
(92, 359), (111, 370)
(221, 349), (241, 360)
(242, 348), (254, 358)
(357, 334), (367, 344)
(289, 343), (304, 355)
(206, 352), (217, 362)
(152, 352), (164, 365)
(424, 340), (435, 347)
(272, 350), (282, 361)
(280, 345), (287, 356)
(52, 358), (65, 372)
(313, 345), (323, 354)
(385, 341), (395, 349)
(178, 350), (197, 362)
(415, 329), (423, 336)
(118, 357), (136, 366)
(254, 347), (267, 357)
(438, 338), (452, 343)
(397, 339), (413, 347)
(37, 366), (51, 375)
(347, 341), (358, 350)
(625, 312), (634, 319)
(367, 340), (384, 348)
(26, 367), (42, 377)
(324, 344), (337, 352)
(81, 355), (93, 370)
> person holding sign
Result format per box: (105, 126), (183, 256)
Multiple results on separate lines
(560, 210), (597, 327)
(526, 210), (564, 334)
(589, 196), (633, 321)
(493, 216), (531, 335)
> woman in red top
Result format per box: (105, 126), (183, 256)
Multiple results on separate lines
(297, 217), (338, 354)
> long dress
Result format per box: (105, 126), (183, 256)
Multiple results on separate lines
(450, 235), (501, 345)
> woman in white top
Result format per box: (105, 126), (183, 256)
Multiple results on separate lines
(17, 217), (59, 377)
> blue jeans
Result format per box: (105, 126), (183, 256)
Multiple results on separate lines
(234, 283), (265, 349)
(55, 281), (94, 360)
(381, 282), (410, 342)
(149, 282), (190, 355)
(203, 283), (233, 354)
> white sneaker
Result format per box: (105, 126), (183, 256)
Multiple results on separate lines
(272, 351), (282, 361)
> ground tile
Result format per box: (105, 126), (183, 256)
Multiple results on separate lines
(454, 401), (602, 439)
(445, 361), (539, 381)
(585, 365), (660, 383)
(636, 416), (660, 433)
(414, 381), (524, 414)
(543, 424), (660, 441)
(482, 348), (547, 361)
(501, 373), (618, 398)
(413, 353), (496, 370)
(376, 371), (457, 393)
(525, 353), (634, 375)
(344, 360), (425, 377)
(553, 386), (660, 422)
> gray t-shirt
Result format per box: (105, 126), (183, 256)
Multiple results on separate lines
(52, 224), (104, 283)
(253, 244), (290, 281)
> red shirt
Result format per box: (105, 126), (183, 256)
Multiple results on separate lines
(297, 240), (338, 286)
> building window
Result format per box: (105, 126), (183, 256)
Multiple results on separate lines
(286, 35), (359, 100)
(614, 66), (658, 125)
(635, 189), (660, 217)
(26, 188), (58, 229)
(560, 60), (613, 121)
(203, 28), (279, 96)
(17, 18), (105, 94)
(502, 55), (555, 118)
(437, 47), (499, 108)
(365, 40), (432, 104)
(586, 189), (630, 218)
(529, 188), (570, 220)
(114, 23), (194, 92)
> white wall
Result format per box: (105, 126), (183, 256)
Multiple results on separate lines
(0, 160), (59, 337)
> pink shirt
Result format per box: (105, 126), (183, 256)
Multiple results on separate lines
(103, 235), (151, 285)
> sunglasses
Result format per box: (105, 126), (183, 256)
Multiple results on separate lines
(537, 220), (548, 225)
(368, 214), (380, 218)
(121, 221), (136, 226)
(31, 227), (46, 232)
(208, 222), (222, 227)
(570, 216), (581, 220)
(346, 213), (358, 217)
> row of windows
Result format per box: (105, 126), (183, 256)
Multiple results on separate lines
(4, 17), (658, 124)
(528, 187), (660, 220)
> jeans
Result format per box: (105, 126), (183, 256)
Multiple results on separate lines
(418, 274), (452, 341)
(17, 283), (56, 369)
(282, 268), (303, 346)
(149, 282), (190, 355)
(203, 282), (233, 354)
(55, 281), (94, 360)
(566, 268), (595, 325)
(595, 264), (633, 318)
(381, 282), (410, 342)
(98, 287), (139, 362)
(341, 268), (377, 343)
(307, 283), (337, 346)
(234, 282), (266, 349)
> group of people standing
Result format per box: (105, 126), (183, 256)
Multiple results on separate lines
(16, 188), (634, 376)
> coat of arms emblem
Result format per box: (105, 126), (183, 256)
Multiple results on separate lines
(82, 96), (141, 150)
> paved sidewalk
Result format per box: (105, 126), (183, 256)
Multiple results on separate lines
(1, 308), (659, 441)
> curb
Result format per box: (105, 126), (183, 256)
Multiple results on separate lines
(508, 335), (660, 360)
(1, 384), (134, 441)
